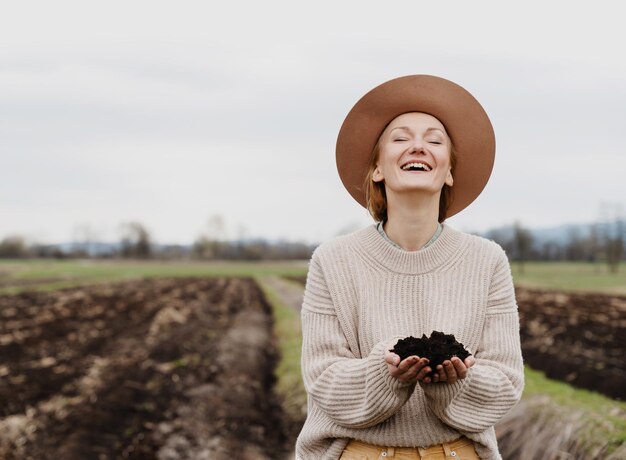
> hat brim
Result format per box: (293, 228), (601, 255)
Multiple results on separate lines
(336, 74), (496, 218)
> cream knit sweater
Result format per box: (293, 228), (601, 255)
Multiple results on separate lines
(295, 224), (524, 460)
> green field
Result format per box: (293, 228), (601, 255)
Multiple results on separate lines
(1, 259), (625, 294)
(511, 261), (626, 294)
(0, 258), (309, 294)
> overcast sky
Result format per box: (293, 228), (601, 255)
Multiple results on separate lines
(1, 1), (625, 245)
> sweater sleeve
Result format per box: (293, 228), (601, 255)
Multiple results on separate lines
(300, 251), (413, 429)
(420, 247), (525, 433)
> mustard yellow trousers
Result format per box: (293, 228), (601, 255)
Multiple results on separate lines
(339, 436), (480, 460)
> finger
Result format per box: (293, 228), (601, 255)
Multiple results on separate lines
(395, 362), (421, 382)
(389, 358), (416, 380)
(397, 359), (427, 382)
(451, 357), (468, 379)
(405, 358), (429, 376)
(388, 362), (402, 378)
(415, 363), (432, 381)
(443, 360), (458, 383)
(385, 352), (400, 367)
(397, 356), (421, 373)
(465, 356), (476, 368)
(435, 364), (447, 382)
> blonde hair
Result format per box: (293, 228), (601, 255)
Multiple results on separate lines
(363, 139), (457, 223)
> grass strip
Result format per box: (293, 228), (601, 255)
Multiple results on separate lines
(522, 366), (626, 453)
(255, 277), (307, 429)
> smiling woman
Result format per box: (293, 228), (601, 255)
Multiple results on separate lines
(364, 113), (458, 229)
(296, 75), (524, 460)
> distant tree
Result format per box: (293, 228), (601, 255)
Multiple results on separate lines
(119, 221), (152, 259)
(606, 219), (624, 273)
(565, 228), (585, 261)
(512, 221), (533, 274)
(31, 244), (66, 259)
(0, 235), (28, 258)
(192, 214), (228, 260)
(598, 203), (625, 273)
(587, 224), (601, 263)
(192, 235), (221, 259)
(539, 241), (562, 261)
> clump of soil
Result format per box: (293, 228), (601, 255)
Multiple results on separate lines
(391, 331), (471, 376)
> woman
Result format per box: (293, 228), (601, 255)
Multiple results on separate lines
(295, 75), (524, 460)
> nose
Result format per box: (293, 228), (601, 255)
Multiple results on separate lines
(409, 141), (425, 155)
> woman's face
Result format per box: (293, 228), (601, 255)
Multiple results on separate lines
(372, 112), (453, 196)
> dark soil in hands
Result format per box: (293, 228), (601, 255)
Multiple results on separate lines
(391, 331), (471, 376)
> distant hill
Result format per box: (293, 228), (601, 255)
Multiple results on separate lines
(479, 220), (624, 246)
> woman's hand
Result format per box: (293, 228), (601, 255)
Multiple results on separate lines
(431, 356), (476, 384)
(385, 351), (432, 384)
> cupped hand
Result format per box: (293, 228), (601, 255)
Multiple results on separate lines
(431, 356), (476, 384)
(385, 351), (432, 384)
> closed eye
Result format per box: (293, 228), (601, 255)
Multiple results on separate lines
(393, 138), (408, 142)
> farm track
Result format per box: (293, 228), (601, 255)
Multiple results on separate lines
(0, 277), (290, 460)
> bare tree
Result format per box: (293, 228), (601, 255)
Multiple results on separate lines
(119, 221), (152, 259)
(512, 221), (533, 275)
(606, 219), (624, 273)
(587, 224), (601, 263)
(565, 228), (585, 261)
(192, 214), (227, 259)
(0, 235), (28, 258)
(599, 203), (625, 273)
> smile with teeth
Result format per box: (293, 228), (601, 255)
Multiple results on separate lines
(401, 162), (432, 172)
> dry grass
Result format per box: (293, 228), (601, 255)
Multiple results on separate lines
(497, 394), (626, 459)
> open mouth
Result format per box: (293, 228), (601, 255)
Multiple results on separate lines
(400, 161), (432, 172)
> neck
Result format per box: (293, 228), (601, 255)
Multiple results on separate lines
(383, 191), (441, 251)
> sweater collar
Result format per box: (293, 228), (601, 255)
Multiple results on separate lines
(354, 223), (464, 274)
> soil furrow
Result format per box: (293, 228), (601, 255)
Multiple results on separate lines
(0, 277), (290, 460)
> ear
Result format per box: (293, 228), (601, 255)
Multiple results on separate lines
(445, 169), (454, 187)
(372, 165), (384, 182)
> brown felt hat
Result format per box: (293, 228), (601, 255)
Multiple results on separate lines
(336, 74), (496, 218)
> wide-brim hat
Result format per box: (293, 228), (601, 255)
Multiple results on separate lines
(336, 74), (496, 218)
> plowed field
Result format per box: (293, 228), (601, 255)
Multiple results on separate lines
(517, 288), (626, 400)
(0, 278), (290, 460)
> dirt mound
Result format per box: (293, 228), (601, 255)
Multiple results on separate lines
(0, 278), (290, 459)
(517, 287), (626, 400)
